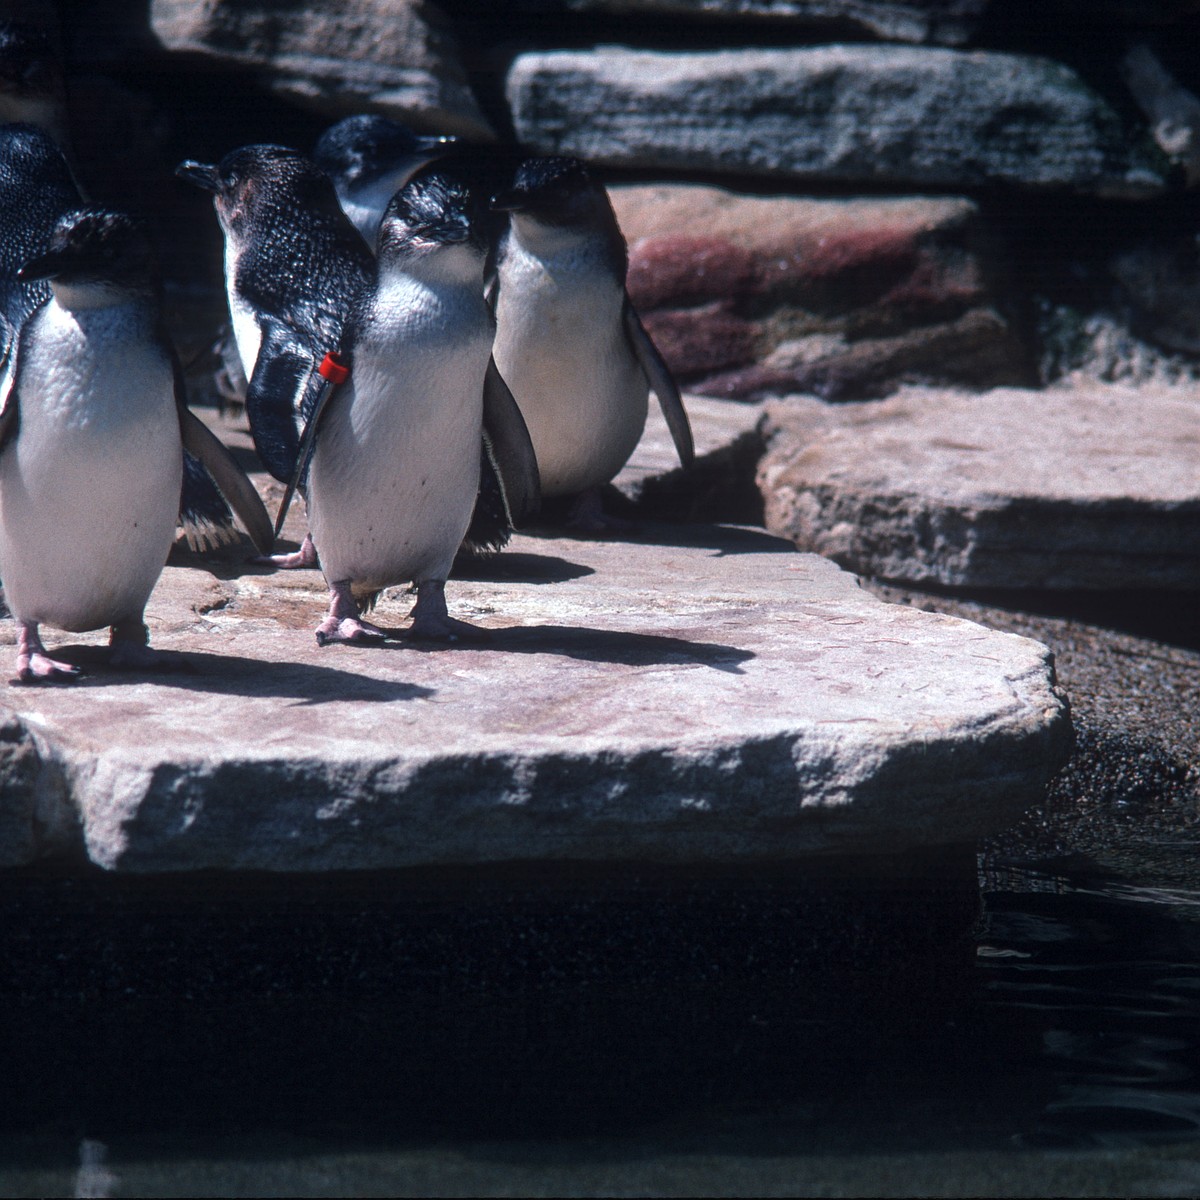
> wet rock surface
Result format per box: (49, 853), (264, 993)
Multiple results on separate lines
(613, 184), (1030, 400)
(759, 384), (1200, 589)
(506, 45), (1166, 197)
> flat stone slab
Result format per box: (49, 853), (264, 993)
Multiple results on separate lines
(760, 384), (1200, 588)
(506, 45), (1165, 198)
(0, 500), (1067, 873)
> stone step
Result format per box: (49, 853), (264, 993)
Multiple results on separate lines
(1, 510), (1067, 873)
(506, 44), (1166, 197)
(760, 384), (1200, 588)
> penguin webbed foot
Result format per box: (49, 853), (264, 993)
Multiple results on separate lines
(255, 532), (320, 570)
(16, 652), (84, 685)
(406, 580), (488, 643)
(315, 616), (390, 647)
(315, 579), (391, 646)
(15, 623), (84, 684)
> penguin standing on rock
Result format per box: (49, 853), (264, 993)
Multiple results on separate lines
(490, 155), (693, 530)
(176, 144), (375, 568)
(0, 208), (272, 682)
(0, 123), (256, 553)
(313, 114), (458, 252)
(306, 162), (539, 645)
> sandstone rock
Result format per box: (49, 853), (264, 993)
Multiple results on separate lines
(0, 712), (71, 868)
(613, 393), (769, 523)
(612, 184), (1031, 400)
(0, 434), (1068, 871)
(149, 0), (494, 140)
(506, 45), (1166, 198)
(760, 384), (1200, 588)
(563, 0), (990, 44)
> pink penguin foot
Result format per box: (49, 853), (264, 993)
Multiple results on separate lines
(256, 532), (319, 570)
(108, 621), (193, 673)
(15, 623), (83, 684)
(17, 651), (83, 684)
(314, 579), (390, 646)
(314, 615), (389, 646)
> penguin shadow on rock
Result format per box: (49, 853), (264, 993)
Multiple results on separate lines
(0, 192), (273, 685)
(178, 143), (541, 648)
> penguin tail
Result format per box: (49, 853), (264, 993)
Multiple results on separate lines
(459, 437), (514, 557)
(178, 449), (239, 552)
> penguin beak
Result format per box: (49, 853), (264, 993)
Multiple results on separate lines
(18, 250), (64, 283)
(175, 160), (220, 192)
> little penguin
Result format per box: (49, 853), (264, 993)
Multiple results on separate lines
(176, 144), (374, 568)
(0, 124), (254, 552)
(490, 155), (693, 528)
(0, 208), (272, 682)
(312, 114), (457, 252)
(306, 162), (539, 645)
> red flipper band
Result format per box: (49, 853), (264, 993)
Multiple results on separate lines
(318, 351), (350, 385)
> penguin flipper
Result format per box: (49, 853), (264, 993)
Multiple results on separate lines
(178, 405), (274, 556)
(623, 299), (695, 470)
(244, 320), (311, 483)
(482, 355), (541, 526)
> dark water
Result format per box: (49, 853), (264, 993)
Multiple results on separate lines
(2, 851), (1200, 1198)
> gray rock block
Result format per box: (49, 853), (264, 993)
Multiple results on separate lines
(506, 45), (1166, 197)
(563, 0), (991, 44)
(0, 516), (1067, 872)
(150, 0), (494, 140)
(760, 384), (1200, 588)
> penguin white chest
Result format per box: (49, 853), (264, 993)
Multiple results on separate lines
(307, 275), (489, 592)
(493, 238), (647, 497)
(225, 237), (262, 379)
(0, 299), (182, 632)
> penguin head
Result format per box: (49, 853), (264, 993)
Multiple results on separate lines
(490, 156), (611, 228)
(313, 115), (458, 189)
(378, 162), (489, 278)
(0, 121), (74, 190)
(176, 144), (341, 238)
(19, 207), (156, 301)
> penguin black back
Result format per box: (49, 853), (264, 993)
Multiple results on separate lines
(177, 144), (374, 484)
(0, 122), (80, 329)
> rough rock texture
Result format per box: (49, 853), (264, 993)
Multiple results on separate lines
(149, 0), (494, 139)
(0, 411), (1068, 873)
(759, 384), (1200, 588)
(612, 184), (1031, 400)
(506, 45), (1166, 198)
(563, 0), (991, 44)
(0, 713), (70, 869)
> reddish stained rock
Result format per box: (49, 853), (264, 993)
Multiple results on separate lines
(639, 305), (762, 376)
(614, 184), (1030, 400)
(700, 309), (1030, 401)
(626, 236), (760, 309)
